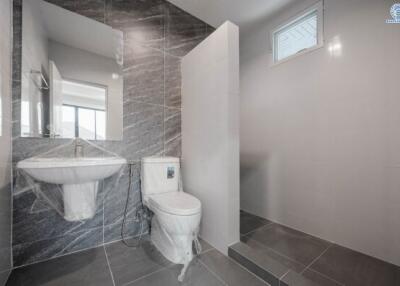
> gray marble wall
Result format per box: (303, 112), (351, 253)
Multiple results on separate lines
(0, 0), (13, 284)
(12, 0), (214, 267)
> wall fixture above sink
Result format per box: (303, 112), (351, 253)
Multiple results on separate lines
(17, 155), (126, 221)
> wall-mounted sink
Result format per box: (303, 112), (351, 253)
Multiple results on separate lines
(17, 157), (126, 221)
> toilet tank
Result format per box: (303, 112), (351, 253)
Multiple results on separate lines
(141, 157), (180, 197)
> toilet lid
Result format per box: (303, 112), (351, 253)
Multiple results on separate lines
(148, 192), (201, 216)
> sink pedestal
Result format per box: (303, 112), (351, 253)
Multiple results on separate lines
(63, 181), (99, 221)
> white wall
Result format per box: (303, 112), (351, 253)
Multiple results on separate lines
(240, 0), (400, 266)
(182, 22), (240, 254)
(48, 41), (123, 140)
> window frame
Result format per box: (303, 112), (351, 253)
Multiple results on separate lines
(272, 1), (324, 65)
(62, 104), (106, 140)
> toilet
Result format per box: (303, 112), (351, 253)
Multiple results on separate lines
(141, 157), (202, 279)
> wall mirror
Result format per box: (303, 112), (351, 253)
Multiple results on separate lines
(21, 0), (123, 140)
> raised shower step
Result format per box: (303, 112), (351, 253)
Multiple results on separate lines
(228, 241), (341, 286)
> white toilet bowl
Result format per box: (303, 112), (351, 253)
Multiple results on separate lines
(141, 157), (202, 273)
(147, 192), (201, 264)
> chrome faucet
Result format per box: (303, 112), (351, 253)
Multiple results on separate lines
(75, 138), (84, 157)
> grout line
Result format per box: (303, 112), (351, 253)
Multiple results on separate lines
(103, 245), (116, 286)
(303, 268), (345, 286)
(300, 244), (332, 274)
(124, 98), (181, 111)
(240, 221), (274, 237)
(224, 252), (271, 285)
(12, 241), (104, 270)
(199, 247), (214, 255)
(102, 182), (105, 247)
(12, 229), (136, 270)
(240, 235), (307, 270)
(197, 259), (228, 286)
(122, 267), (168, 286)
(229, 247), (278, 279)
(9, 0), (14, 271)
(278, 269), (291, 282)
(163, 1), (166, 156)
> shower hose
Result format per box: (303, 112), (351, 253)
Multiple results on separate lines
(121, 162), (147, 248)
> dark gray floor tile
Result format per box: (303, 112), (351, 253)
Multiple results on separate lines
(0, 270), (11, 286)
(229, 239), (305, 286)
(6, 247), (113, 286)
(200, 249), (268, 286)
(309, 244), (400, 286)
(240, 210), (272, 235)
(245, 224), (330, 266)
(281, 269), (343, 286)
(128, 259), (224, 286)
(105, 238), (171, 286)
(197, 238), (212, 254)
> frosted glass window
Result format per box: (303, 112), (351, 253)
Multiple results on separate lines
(273, 4), (322, 63)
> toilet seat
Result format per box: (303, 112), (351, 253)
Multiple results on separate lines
(148, 192), (201, 216)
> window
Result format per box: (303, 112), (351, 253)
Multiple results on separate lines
(273, 1), (323, 63)
(62, 105), (106, 140)
(60, 79), (107, 140)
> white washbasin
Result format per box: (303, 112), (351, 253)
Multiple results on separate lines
(17, 157), (126, 221)
(17, 157), (127, 184)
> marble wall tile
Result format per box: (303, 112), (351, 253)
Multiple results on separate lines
(165, 3), (207, 57)
(12, 227), (103, 266)
(73, 0), (106, 23)
(164, 107), (181, 157)
(103, 164), (140, 226)
(122, 101), (164, 160)
(12, 191), (103, 245)
(104, 219), (149, 244)
(0, 184), (12, 273)
(1, 0), (13, 278)
(108, 0), (165, 50)
(43, 0), (76, 13)
(123, 42), (165, 105)
(12, 0), (213, 267)
(164, 54), (181, 108)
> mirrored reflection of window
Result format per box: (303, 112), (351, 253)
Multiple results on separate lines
(21, 0), (123, 140)
(61, 80), (106, 140)
(21, 101), (30, 136)
(61, 105), (75, 138)
(95, 110), (106, 140)
(78, 108), (96, 140)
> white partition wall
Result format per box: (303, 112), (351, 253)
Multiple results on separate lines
(181, 21), (239, 254)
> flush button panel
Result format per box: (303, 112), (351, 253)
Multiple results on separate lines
(167, 166), (175, 179)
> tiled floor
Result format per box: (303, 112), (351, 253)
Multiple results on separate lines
(231, 211), (400, 286)
(5, 212), (400, 286)
(6, 236), (269, 286)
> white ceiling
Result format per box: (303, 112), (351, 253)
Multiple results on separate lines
(167, 0), (297, 31)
